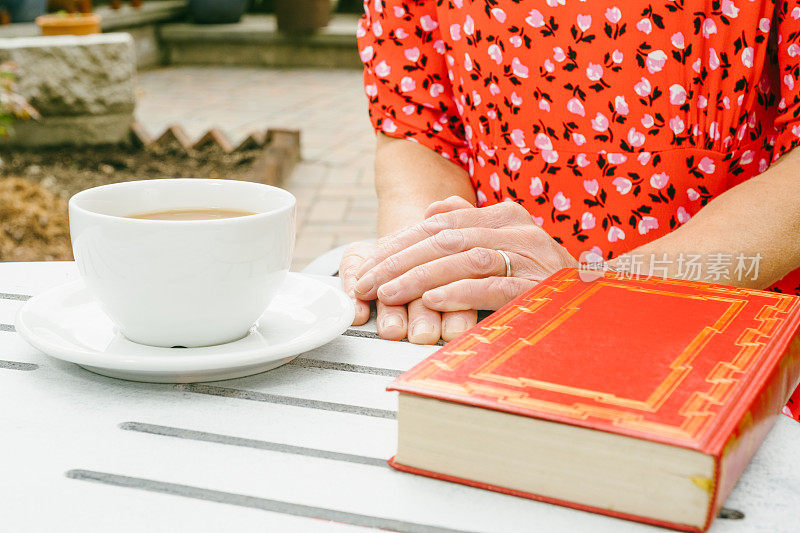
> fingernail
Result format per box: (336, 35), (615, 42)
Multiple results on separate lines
(443, 316), (469, 336)
(426, 288), (444, 304)
(382, 314), (403, 330)
(410, 320), (434, 338)
(354, 272), (375, 295)
(379, 281), (398, 298)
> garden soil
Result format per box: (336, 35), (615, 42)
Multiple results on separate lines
(0, 143), (264, 261)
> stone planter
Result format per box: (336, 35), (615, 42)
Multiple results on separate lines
(275, 0), (330, 35)
(36, 13), (101, 35)
(0, 33), (136, 147)
(188, 0), (248, 24)
(5, 0), (47, 22)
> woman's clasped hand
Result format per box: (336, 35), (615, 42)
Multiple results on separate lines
(347, 196), (579, 343)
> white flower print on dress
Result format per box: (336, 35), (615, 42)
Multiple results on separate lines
(553, 192), (571, 211)
(581, 212), (596, 230)
(529, 177), (544, 196)
(526, 9), (545, 28)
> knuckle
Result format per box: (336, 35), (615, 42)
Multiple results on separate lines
(445, 196), (470, 210)
(381, 253), (402, 276)
(500, 200), (518, 213)
(525, 225), (547, 244)
(501, 200), (528, 220)
(423, 213), (452, 234)
(483, 203), (513, 227)
(419, 219), (440, 237)
(465, 247), (496, 273)
(433, 229), (466, 254)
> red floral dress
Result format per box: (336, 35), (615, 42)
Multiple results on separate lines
(358, 0), (800, 421)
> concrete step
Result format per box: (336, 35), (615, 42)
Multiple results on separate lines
(0, 7), (360, 70)
(160, 14), (361, 69)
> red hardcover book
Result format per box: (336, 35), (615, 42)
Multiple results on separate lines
(387, 269), (800, 532)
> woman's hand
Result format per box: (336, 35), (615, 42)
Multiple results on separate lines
(339, 241), (375, 327)
(340, 239), (477, 343)
(353, 197), (579, 311)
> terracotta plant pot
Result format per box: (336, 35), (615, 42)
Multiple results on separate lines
(275, 0), (330, 35)
(35, 12), (101, 35)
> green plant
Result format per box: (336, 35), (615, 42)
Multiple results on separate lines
(0, 61), (39, 138)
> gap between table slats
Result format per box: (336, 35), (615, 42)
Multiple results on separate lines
(120, 422), (387, 467)
(0, 359), (38, 371)
(66, 470), (473, 533)
(174, 383), (396, 419)
(288, 356), (402, 378)
(0, 293), (30, 301)
(1, 292), (28, 334)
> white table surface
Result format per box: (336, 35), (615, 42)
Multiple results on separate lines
(1, 261), (798, 533)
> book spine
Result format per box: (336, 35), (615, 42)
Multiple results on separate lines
(709, 332), (800, 528)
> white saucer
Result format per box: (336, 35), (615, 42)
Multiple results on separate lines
(15, 273), (355, 383)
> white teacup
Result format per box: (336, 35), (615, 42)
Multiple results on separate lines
(69, 179), (296, 347)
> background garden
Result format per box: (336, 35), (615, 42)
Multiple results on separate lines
(0, 0), (376, 271)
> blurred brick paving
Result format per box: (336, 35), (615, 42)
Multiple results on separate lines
(135, 67), (377, 271)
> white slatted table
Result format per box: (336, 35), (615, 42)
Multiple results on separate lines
(1, 261), (797, 532)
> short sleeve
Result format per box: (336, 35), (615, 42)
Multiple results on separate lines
(358, 1), (471, 170)
(772, 1), (800, 157)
